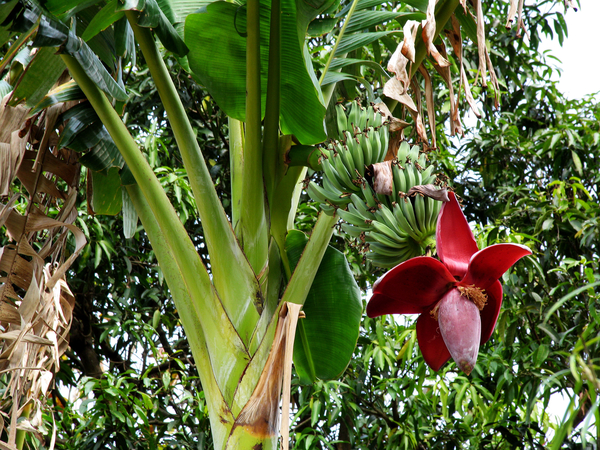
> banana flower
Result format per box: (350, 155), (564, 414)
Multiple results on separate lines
(366, 192), (531, 374)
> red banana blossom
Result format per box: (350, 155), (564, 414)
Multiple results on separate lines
(366, 192), (531, 374)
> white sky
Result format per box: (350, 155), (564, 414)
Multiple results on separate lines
(541, 0), (600, 98)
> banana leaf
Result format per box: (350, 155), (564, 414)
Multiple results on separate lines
(185, 0), (330, 145)
(286, 229), (362, 384)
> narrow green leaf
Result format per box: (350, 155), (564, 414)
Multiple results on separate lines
(0, 80), (12, 98)
(58, 104), (100, 149)
(334, 31), (393, 56)
(121, 0), (188, 55)
(345, 10), (424, 34)
(571, 150), (583, 175)
(543, 281), (600, 323)
(286, 229), (362, 384)
(45, 0), (93, 16)
(79, 130), (125, 172)
(0, 0), (19, 24)
(81, 0), (125, 42)
(31, 80), (84, 114)
(122, 187), (138, 233)
(32, 12), (68, 47)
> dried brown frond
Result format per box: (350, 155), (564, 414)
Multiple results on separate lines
(0, 93), (85, 447)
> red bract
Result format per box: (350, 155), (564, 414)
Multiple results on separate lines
(366, 192), (531, 374)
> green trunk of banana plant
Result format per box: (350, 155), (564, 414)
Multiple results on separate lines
(61, 55), (251, 409)
(126, 185), (234, 446)
(61, 5), (345, 449)
(126, 13), (262, 344)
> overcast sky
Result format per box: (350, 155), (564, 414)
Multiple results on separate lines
(541, 0), (600, 99)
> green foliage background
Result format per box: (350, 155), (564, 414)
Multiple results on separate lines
(0, 0), (598, 448)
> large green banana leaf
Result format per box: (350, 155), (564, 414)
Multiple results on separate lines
(286, 229), (362, 384)
(185, 0), (330, 145)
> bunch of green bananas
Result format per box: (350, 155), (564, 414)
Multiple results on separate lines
(307, 102), (389, 213)
(308, 101), (443, 268)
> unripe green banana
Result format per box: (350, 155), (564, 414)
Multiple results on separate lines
(341, 222), (364, 239)
(350, 194), (374, 219)
(321, 158), (348, 194)
(338, 207), (368, 227)
(330, 151), (358, 193)
(366, 230), (403, 248)
(335, 104), (348, 139)
(360, 181), (378, 208)
(348, 102), (361, 133)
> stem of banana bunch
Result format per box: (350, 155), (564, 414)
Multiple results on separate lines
(320, 0), (361, 106)
(237, 0), (269, 277)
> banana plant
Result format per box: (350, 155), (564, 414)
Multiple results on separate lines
(0, 0), (465, 448)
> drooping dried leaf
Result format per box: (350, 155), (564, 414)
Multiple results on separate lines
(388, 21), (420, 95)
(418, 66), (437, 148)
(383, 77), (428, 145)
(407, 184), (449, 202)
(474, 0), (487, 87)
(506, 0), (518, 28)
(431, 42), (463, 136)
(0, 85), (84, 448)
(373, 102), (410, 133)
(485, 50), (501, 109)
(371, 161), (394, 196)
(388, 44), (410, 95)
(421, 0), (449, 68)
(235, 303), (302, 440)
(402, 20), (420, 63)
(446, 15), (481, 118)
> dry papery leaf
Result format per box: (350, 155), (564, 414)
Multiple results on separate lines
(234, 302), (302, 447)
(370, 161), (393, 196)
(421, 0), (450, 68)
(0, 93), (84, 447)
(407, 184), (450, 202)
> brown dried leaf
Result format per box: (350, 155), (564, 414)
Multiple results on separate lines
(446, 15), (481, 118)
(474, 0), (487, 87)
(485, 50), (500, 109)
(383, 77), (428, 144)
(371, 161), (394, 196)
(0, 248), (34, 291)
(17, 159), (66, 200)
(0, 302), (20, 326)
(373, 103), (410, 132)
(0, 90), (83, 447)
(0, 95), (29, 144)
(421, 0), (450, 68)
(279, 303), (302, 450)
(431, 42), (463, 136)
(236, 303), (302, 440)
(505, 0), (518, 28)
(402, 20), (420, 63)
(418, 66), (437, 147)
(407, 184), (450, 202)
(388, 44), (411, 95)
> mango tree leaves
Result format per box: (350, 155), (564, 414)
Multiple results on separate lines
(286, 229), (362, 384)
(185, 0), (329, 145)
